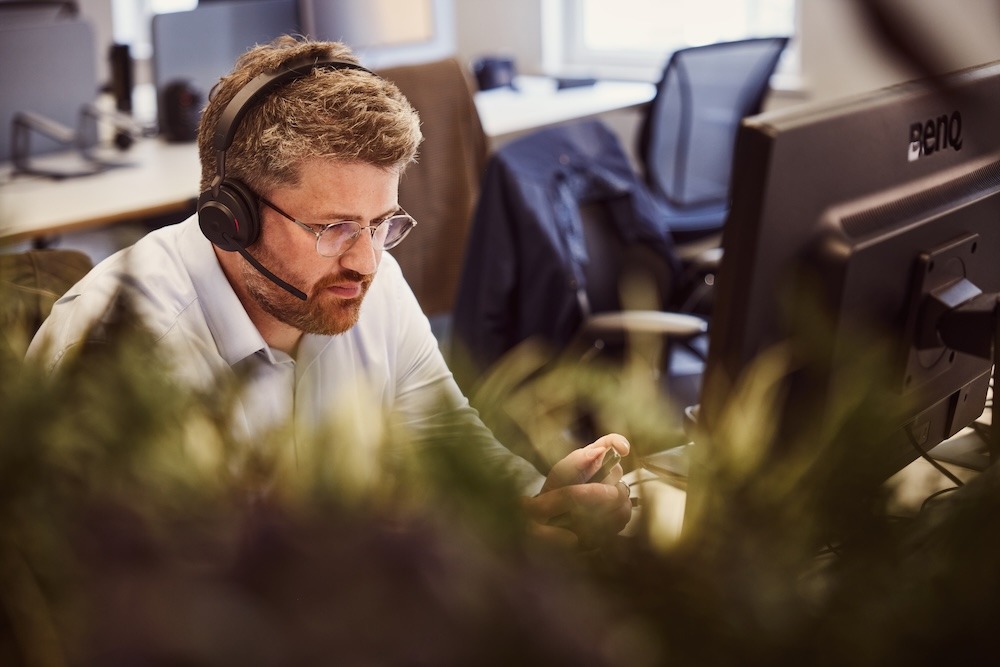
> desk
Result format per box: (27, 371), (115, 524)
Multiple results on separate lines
(623, 415), (993, 545)
(0, 76), (655, 245)
(474, 75), (656, 141)
(0, 140), (200, 246)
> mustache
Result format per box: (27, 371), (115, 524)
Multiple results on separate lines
(314, 269), (372, 291)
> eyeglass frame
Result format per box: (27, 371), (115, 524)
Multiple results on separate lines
(258, 195), (417, 258)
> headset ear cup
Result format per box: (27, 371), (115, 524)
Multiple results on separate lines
(198, 179), (261, 250)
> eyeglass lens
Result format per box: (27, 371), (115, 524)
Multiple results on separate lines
(317, 216), (412, 257)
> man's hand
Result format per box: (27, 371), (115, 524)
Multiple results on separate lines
(523, 434), (632, 547)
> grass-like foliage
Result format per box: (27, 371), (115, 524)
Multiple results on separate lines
(2, 289), (999, 666)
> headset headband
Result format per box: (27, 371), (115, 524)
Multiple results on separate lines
(213, 55), (373, 152)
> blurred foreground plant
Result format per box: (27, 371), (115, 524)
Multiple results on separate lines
(2, 287), (1000, 666)
(464, 288), (1000, 666)
(0, 294), (661, 666)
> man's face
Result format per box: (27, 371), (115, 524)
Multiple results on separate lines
(242, 157), (401, 336)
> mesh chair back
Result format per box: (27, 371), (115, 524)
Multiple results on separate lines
(640, 37), (789, 208)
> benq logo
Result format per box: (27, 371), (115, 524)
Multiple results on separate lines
(908, 110), (963, 162)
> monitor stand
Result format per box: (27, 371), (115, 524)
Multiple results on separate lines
(928, 421), (993, 472)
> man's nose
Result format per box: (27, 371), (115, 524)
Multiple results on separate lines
(339, 228), (379, 275)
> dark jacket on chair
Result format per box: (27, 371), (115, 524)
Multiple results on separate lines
(452, 120), (678, 385)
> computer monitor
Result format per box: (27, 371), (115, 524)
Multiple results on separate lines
(697, 59), (1000, 489)
(0, 17), (98, 162)
(151, 0), (301, 132)
(299, 0), (455, 69)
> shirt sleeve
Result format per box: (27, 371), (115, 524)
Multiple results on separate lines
(384, 257), (546, 496)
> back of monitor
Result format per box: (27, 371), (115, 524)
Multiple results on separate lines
(151, 0), (300, 133)
(0, 18), (98, 162)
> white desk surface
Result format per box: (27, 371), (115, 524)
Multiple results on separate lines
(624, 415), (991, 546)
(0, 140), (200, 245)
(474, 75), (656, 139)
(0, 76), (655, 245)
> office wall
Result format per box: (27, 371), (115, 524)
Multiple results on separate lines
(454, 0), (545, 75)
(453, 0), (1000, 103)
(77, 0), (116, 87)
(64, 0), (1000, 122)
(799, 0), (1000, 102)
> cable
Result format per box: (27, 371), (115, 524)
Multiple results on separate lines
(905, 424), (965, 488)
(920, 485), (960, 512)
(817, 542), (841, 558)
(990, 321), (999, 464)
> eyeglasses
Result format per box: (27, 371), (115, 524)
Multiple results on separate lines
(260, 196), (416, 258)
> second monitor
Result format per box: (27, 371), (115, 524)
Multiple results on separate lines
(697, 59), (1000, 491)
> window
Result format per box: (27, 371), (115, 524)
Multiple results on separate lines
(111, 0), (196, 60)
(548, 0), (797, 81)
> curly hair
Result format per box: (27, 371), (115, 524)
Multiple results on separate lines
(196, 35), (423, 195)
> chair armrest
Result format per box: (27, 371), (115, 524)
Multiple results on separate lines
(677, 244), (722, 272)
(583, 310), (708, 338)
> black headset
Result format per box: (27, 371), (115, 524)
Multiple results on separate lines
(197, 55), (373, 252)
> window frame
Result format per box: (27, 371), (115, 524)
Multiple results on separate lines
(545, 0), (800, 83)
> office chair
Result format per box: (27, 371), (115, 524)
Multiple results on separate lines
(376, 57), (489, 327)
(638, 36), (789, 247)
(576, 198), (708, 407)
(1, 248), (92, 355)
(452, 119), (708, 413)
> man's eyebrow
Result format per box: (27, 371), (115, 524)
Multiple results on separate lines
(374, 206), (402, 221)
(319, 207), (401, 224)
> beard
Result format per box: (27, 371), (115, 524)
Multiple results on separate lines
(241, 243), (372, 336)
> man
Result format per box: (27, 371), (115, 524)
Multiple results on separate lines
(28, 36), (630, 546)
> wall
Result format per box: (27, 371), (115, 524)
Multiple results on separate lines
(69, 0), (1000, 125)
(454, 0), (546, 75)
(453, 0), (1000, 104)
(77, 0), (116, 88)
(798, 0), (1000, 102)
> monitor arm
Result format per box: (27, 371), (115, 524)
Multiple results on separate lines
(933, 290), (1000, 462)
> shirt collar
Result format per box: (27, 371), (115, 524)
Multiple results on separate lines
(178, 216), (272, 367)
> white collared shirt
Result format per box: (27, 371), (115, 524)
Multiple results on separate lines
(28, 215), (545, 494)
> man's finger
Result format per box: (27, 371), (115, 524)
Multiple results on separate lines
(525, 482), (621, 522)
